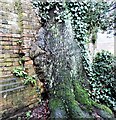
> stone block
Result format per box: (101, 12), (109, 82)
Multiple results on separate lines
(4, 54), (10, 58)
(25, 60), (33, 65)
(12, 34), (20, 38)
(0, 54), (4, 58)
(5, 62), (13, 67)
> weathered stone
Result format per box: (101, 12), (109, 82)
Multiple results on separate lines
(2, 19), (8, 24)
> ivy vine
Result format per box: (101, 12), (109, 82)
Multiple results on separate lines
(91, 50), (116, 110)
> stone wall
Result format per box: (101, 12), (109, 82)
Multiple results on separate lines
(0, 0), (40, 119)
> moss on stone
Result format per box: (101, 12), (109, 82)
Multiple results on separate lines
(49, 99), (63, 110)
(63, 86), (85, 118)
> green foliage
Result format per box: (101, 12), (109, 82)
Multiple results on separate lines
(17, 117), (21, 120)
(32, 1), (114, 41)
(16, 40), (23, 45)
(13, 67), (37, 86)
(18, 56), (25, 65)
(26, 110), (31, 119)
(24, 75), (37, 86)
(91, 50), (116, 109)
(74, 81), (92, 107)
(13, 67), (27, 77)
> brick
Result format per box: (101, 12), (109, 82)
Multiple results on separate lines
(4, 54), (10, 58)
(3, 46), (10, 50)
(0, 58), (4, 62)
(12, 41), (17, 46)
(23, 25), (32, 29)
(12, 61), (19, 66)
(25, 60), (33, 65)
(0, 54), (4, 58)
(12, 46), (19, 50)
(1, 41), (12, 46)
(10, 54), (19, 58)
(4, 58), (12, 62)
(0, 62), (13, 67)
(22, 34), (33, 37)
(0, 0), (38, 116)
(2, 66), (12, 71)
(2, 37), (10, 41)
(12, 34), (20, 38)
(0, 34), (12, 37)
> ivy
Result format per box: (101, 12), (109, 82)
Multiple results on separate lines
(91, 50), (116, 110)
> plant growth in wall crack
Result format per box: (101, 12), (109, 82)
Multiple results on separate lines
(13, 0), (38, 87)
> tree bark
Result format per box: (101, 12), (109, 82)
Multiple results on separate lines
(30, 19), (114, 119)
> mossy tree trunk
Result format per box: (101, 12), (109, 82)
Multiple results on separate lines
(30, 16), (114, 119)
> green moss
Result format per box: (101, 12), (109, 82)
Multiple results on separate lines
(73, 81), (113, 116)
(66, 99), (85, 118)
(92, 101), (113, 115)
(62, 84), (86, 118)
(49, 98), (67, 119)
(49, 99), (64, 110)
(73, 81), (92, 107)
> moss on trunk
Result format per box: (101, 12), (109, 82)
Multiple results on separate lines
(48, 79), (113, 119)
(30, 21), (114, 119)
(49, 99), (67, 119)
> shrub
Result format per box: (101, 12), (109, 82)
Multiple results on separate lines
(91, 50), (116, 110)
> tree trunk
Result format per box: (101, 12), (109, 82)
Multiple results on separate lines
(30, 18), (114, 119)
